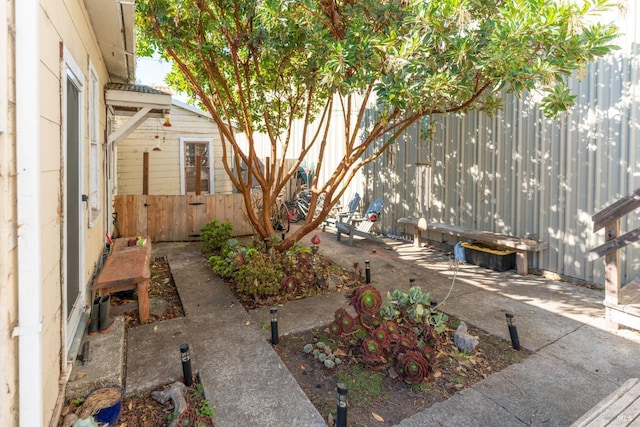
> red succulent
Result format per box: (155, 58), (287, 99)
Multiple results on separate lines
(397, 351), (430, 384)
(328, 321), (342, 336)
(349, 285), (382, 317)
(421, 344), (436, 361)
(280, 276), (298, 293)
(338, 311), (355, 333)
(371, 326), (390, 347)
(397, 332), (419, 350)
(232, 253), (245, 268)
(384, 320), (400, 341)
(360, 338), (385, 364)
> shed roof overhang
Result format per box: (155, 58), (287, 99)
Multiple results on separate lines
(84, 0), (135, 83)
(106, 83), (172, 145)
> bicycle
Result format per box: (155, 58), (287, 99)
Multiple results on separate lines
(271, 191), (290, 233)
(286, 186), (325, 222)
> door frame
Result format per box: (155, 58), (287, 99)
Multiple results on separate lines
(61, 45), (86, 356)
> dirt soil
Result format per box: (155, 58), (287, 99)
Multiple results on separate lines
(274, 323), (529, 426)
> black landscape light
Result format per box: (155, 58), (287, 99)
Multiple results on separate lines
(365, 260), (371, 284)
(336, 382), (348, 427)
(180, 343), (193, 386)
(505, 313), (521, 351)
(270, 307), (279, 345)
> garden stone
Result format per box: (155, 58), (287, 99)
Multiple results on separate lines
(151, 381), (187, 427)
(453, 322), (479, 354)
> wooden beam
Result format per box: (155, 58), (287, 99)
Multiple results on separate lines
(604, 220), (620, 306)
(592, 187), (640, 232)
(143, 152), (149, 195)
(108, 107), (152, 145)
(588, 227), (640, 261)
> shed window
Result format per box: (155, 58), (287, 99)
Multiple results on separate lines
(179, 137), (214, 195)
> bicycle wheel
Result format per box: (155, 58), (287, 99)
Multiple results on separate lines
(287, 204), (302, 223)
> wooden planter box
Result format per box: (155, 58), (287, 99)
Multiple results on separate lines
(461, 241), (516, 272)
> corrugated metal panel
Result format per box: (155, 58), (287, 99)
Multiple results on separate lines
(362, 7), (640, 286)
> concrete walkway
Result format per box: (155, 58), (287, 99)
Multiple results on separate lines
(126, 228), (640, 427)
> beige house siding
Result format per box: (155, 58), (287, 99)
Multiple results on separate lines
(0, 0), (18, 422)
(3, 0), (116, 425)
(117, 101), (235, 195)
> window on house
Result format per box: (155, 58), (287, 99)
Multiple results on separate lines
(88, 63), (100, 226)
(180, 138), (214, 194)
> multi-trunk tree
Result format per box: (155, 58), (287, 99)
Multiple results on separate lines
(136, 0), (619, 251)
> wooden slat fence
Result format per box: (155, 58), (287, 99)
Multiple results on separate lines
(113, 194), (255, 242)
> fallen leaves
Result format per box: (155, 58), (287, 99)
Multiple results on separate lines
(372, 412), (385, 422)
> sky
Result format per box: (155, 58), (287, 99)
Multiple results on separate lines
(135, 54), (173, 87)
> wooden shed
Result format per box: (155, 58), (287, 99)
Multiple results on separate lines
(116, 99), (236, 195)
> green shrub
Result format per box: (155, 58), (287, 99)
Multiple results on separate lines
(233, 250), (284, 299)
(200, 220), (233, 253)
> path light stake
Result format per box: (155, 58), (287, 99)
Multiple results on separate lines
(336, 382), (348, 427)
(505, 313), (521, 351)
(311, 234), (321, 271)
(180, 343), (193, 386)
(365, 260), (371, 284)
(270, 307), (279, 345)
(409, 278), (416, 286)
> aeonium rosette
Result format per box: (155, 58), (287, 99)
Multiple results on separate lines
(349, 285), (382, 317)
(397, 350), (430, 384)
(360, 338), (385, 365)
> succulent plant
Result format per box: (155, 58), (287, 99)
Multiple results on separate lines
(313, 349), (320, 358)
(318, 353), (327, 362)
(360, 338), (385, 364)
(421, 344), (435, 361)
(303, 344), (314, 353)
(349, 285), (382, 317)
(324, 359), (336, 369)
(232, 252), (245, 268)
(397, 332), (419, 350)
(334, 357), (343, 365)
(338, 311), (355, 333)
(316, 341), (325, 349)
(397, 351), (430, 384)
(328, 321), (342, 335)
(334, 307), (348, 321)
(371, 325), (391, 346)
(280, 276), (298, 293)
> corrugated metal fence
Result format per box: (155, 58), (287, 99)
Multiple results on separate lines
(363, 42), (640, 286)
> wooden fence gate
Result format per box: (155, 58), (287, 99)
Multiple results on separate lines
(113, 194), (255, 242)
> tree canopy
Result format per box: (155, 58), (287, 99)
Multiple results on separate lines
(136, 0), (619, 250)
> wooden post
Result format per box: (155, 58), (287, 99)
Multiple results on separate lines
(195, 154), (202, 195)
(143, 151), (149, 195)
(265, 157), (271, 182)
(604, 220), (620, 306)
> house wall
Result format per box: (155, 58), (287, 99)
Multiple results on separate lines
(116, 103), (235, 196)
(1, 0), (19, 424)
(363, 5), (640, 286)
(1, 0), (112, 425)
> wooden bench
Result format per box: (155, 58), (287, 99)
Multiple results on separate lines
(397, 218), (548, 275)
(92, 237), (151, 324)
(571, 378), (640, 426)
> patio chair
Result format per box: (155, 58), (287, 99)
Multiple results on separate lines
(321, 192), (361, 232)
(335, 198), (384, 245)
